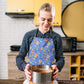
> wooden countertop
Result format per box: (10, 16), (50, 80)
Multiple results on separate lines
(8, 51), (84, 56)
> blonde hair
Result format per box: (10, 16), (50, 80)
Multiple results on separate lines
(38, 3), (55, 30)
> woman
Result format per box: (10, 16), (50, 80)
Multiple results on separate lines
(16, 2), (65, 84)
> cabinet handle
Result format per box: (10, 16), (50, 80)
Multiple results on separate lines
(17, 9), (25, 12)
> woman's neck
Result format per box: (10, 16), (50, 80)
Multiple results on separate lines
(39, 26), (49, 34)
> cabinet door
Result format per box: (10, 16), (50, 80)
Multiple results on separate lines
(7, 0), (34, 13)
(34, 0), (62, 26)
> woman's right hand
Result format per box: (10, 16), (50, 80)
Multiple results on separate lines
(24, 64), (32, 81)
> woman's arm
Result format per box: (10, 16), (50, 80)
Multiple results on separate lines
(16, 33), (29, 71)
(55, 36), (65, 72)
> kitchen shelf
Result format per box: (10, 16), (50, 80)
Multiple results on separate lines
(5, 12), (34, 18)
(80, 76), (84, 78)
(70, 64), (78, 67)
(70, 74), (78, 78)
(69, 55), (84, 80)
(80, 64), (84, 67)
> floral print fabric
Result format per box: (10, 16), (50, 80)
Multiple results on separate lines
(28, 37), (56, 66)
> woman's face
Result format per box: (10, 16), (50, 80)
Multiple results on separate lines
(38, 10), (54, 30)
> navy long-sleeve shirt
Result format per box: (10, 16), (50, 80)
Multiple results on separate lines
(16, 29), (65, 72)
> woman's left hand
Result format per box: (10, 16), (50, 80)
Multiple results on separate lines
(51, 65), (59, 80)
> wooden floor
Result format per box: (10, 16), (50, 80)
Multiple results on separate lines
(0, 79), (84, 84)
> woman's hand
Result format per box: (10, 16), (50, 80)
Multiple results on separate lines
(51, 65), (59, 80)
(24, 64), (32, 81)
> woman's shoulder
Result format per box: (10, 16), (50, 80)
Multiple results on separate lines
(51, 30), (61, 38)
(24, 29), (37, 37)
(51, 31), (62, 45)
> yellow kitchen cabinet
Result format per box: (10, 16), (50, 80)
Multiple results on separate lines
(6, 0), (61, 26)
(34, 0), (62, 26)
(69, 55), (84, 80)
(7, 0), (34, 13)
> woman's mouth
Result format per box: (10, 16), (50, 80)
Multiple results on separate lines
(44, 25), (48, 28)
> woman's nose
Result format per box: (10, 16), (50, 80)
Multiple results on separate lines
(45, 20), (48, 24)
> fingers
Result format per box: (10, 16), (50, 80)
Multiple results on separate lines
(25, 67), (31, 75)
(53, 69), (58, 80)
(25, 71), (32, 80)
(25, 64), (31, 71)
(53, 68), (59, 75)
(24, 64), (32, 81)
(53, 73), (58, 80)
(51, 65), (59, 80)
(26, 72), (32, 81)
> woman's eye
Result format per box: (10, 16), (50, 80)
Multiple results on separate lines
(41, 18), (45, 21)
(41, 18), (52, 22)
(48, 19), (52, 22)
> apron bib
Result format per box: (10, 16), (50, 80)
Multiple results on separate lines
(28, 29), (56, 65)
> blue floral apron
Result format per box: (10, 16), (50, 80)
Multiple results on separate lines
(28, 29), (56, 66)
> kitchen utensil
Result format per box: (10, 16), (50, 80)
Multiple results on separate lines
(30, 65), (53, 84)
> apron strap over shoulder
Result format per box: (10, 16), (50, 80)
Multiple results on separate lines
(34, 28), (53, 38)
(34, 28), (39, 37)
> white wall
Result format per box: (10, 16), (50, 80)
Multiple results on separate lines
(0, 0), (82, 79)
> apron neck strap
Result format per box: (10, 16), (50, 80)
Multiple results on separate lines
(34, 29), (39, 37)
(35, 28), (52, 38)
